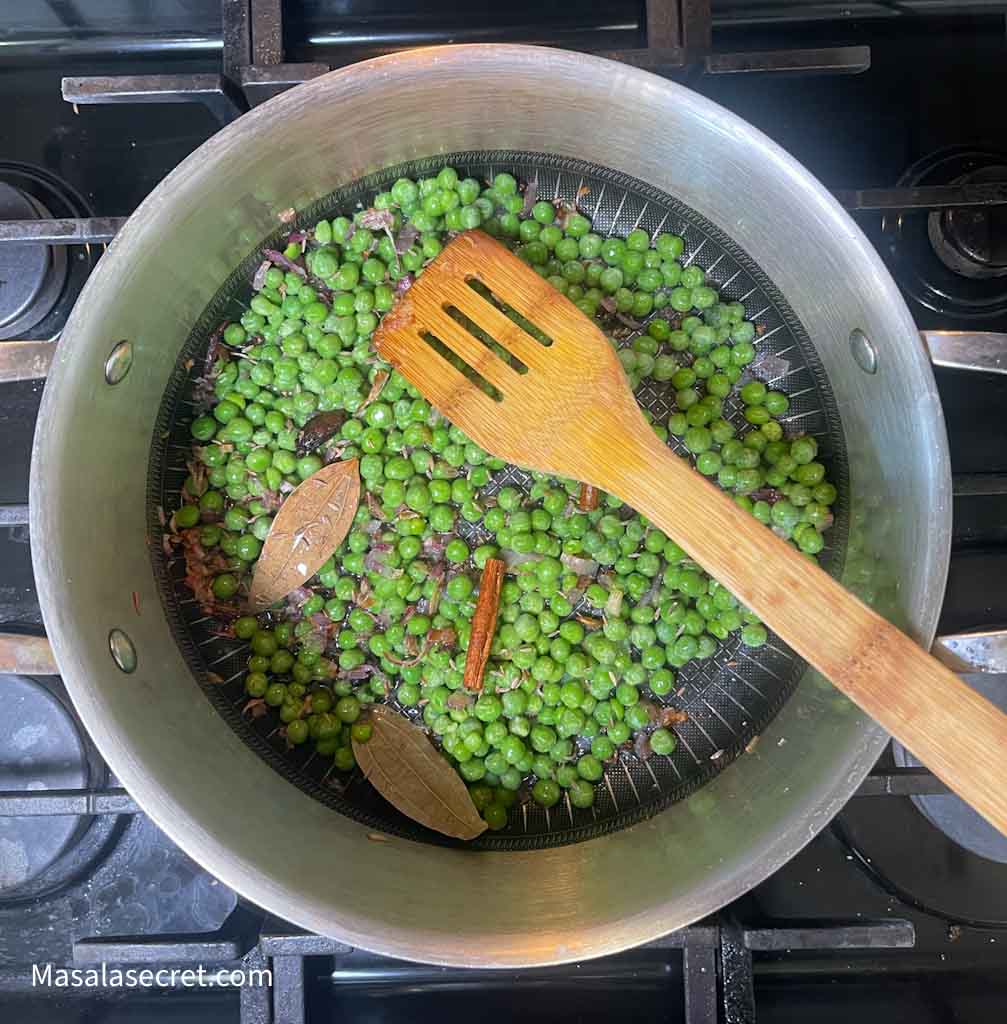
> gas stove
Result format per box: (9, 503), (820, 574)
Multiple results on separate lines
(2, 3), (1007, 1021)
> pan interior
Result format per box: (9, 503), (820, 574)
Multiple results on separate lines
(147, 151), (849, 851)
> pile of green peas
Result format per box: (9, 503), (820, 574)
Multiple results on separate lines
(176, 165), (838, 831)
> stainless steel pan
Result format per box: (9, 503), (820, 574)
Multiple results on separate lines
(16, 44), (1000, 965)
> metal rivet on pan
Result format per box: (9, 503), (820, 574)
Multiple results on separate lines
(104, 340), (133, 384)
(849, 329), (878, 374)
(108, 629), (137, 673)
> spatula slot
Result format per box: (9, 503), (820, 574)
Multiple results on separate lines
(466, 278), (554, 348)
(442, 304), (530, 376)
(418, 329), (504, 402)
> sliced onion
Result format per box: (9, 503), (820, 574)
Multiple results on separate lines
(519, 178), (539, 218)
(502, 550), (543, 570)
(560, 554), (598, 576)
(422, 535), (448, 559)
(446, 691), (471, 711)
(394, 222), (419, 254)
(358, 208), (395, 231)
(638, 577), (661, 608)
(364, 546), (393, 574)
(252, 259), (271, 291)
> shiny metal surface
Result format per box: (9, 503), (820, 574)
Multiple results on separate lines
(922, 330), (1007, 374)
(0, 504), (29, 526)
(704, 45), (870, 75)
(62, 74), (249, 125)
(0, 218), (127, 244)
(835, 182), (1007, 211)
(0, 340), (57, 383)
(31, 45), (951, 966)
(932, 630), (1007, 674)
(0, 633), (58, 675)
(107, 629), (137, 674)
(103, 340), (133, 386)
(849, 328), (879, 374)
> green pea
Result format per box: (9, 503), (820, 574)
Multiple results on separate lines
(212, 573), (239, 600)
(445, 539), (469, 563)
(294, 454), (321, 479)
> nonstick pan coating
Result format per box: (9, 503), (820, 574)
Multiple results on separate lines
(149, 151), (849, 850)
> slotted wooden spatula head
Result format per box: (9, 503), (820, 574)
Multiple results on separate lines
(373, 230), (644, 485)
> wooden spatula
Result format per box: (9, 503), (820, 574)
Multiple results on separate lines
(374, 229), (1007, 835)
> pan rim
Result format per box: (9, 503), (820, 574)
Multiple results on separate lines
(31, 43), (950, 966)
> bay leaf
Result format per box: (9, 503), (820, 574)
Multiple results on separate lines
(247, 459), (360, 612)
(352, 706), (488, 840)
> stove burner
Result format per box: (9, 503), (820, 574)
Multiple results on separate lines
(0, 675), (91, 899)
(930, 165), (1007, 281)
(0, 183), (67, 339)
(829, 552), (1007, 925)
(0, 162), (99, 343)
(883, 148), (1007, 319)
(835, 784), (1007, 927)
(892, 660), (1007, 865)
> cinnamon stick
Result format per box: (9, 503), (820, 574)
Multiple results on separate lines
(463, 558), (505, 691)
(578, 483), (600, 512)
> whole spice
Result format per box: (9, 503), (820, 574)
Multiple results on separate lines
(658, 707), (689, 728)
(296, 411), (347, 458)
(248, 459), (360, 612)
(575, 614), (604, 630)
(462, 558), (505, 691)
(359, 369), (390, 412)
(578, 483), (600, 512)
(352, 706), (487, 840)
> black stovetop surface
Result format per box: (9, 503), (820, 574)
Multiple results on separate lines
(2, 8), (1007, 1022)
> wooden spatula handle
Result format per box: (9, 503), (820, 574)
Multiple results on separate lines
(606, 428), (1007, 834)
